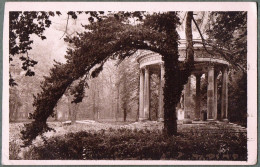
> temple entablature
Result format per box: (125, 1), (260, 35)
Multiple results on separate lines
(136, 39), (229, 70)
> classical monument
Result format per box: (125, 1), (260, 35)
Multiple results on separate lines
(136, 39), (229, 123)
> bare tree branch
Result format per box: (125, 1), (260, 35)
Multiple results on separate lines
(60, 14), (70, 40)
(192, 16), (245, 73)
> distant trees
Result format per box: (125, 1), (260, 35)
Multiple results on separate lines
(9, 87), (22, 121)
(9, 56), (44, 122)
(116, 57), (139, 122)
(90, 78), (100, 120)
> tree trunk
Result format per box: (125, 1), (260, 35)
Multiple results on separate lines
(93, 88), (96, 120)
(123, 109), (127, 122)
(97, 90), (100, 120)
(53, 107), (58, 121)
(116, 85), (120, 121)
(68, 97), (71, 120)
(163, 11), (194, 136)
(163, 54), (179, 135)
(70, 103), (77, 123)
(68, 96), (77, 123)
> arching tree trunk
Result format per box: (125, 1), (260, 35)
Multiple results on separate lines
(21, 76), (74, 146)
(21, 12), (183, 145)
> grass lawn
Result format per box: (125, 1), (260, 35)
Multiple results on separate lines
(9, 121), (247, 160)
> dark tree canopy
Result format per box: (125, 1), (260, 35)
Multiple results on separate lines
(9, 11), (56, 82)
(9, 11), (54, 56)
(20, 12), (191, 146)
(207, 11), (247, 71)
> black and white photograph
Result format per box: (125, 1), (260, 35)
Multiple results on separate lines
(2, 2), (257, 165)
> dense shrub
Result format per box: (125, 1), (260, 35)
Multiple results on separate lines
(22, 128), (247, 160)
(229, 71), (247, 127)
(9, 141), (21, 160)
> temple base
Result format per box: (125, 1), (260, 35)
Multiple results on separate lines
(221, 119), (229, 123)
(157, 118), (164, 122)
(183, 118), (192, 124)
(207, 119), (218, 124)
(193, 118), (200, 121)
(138, 118), (149, 122)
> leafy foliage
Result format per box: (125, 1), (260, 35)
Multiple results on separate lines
(9, 11), (55, 83)
(9, 141), (21, 160)
(69, 78), (88, 104)
(9, 74), (17, 86)
(207, 12), (247, 70)
(20, 128), (247, 160)
(91, 64), (103, 78)
(9, 11), (54, 56)
(228, 71), (247, 126)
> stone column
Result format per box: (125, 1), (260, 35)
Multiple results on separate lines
(207, 66), (215, 120)
(194, 74), (202, 121)
(139, 68), (145, 121)
(213, 71), (218, 120)
(183, 76), (192, 124)
(221, 67), (229, 122)
(158, 63), (165, 122)
(143, 66), (150, 120)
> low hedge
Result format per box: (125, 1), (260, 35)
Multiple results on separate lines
(21, 128), (247, 160)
